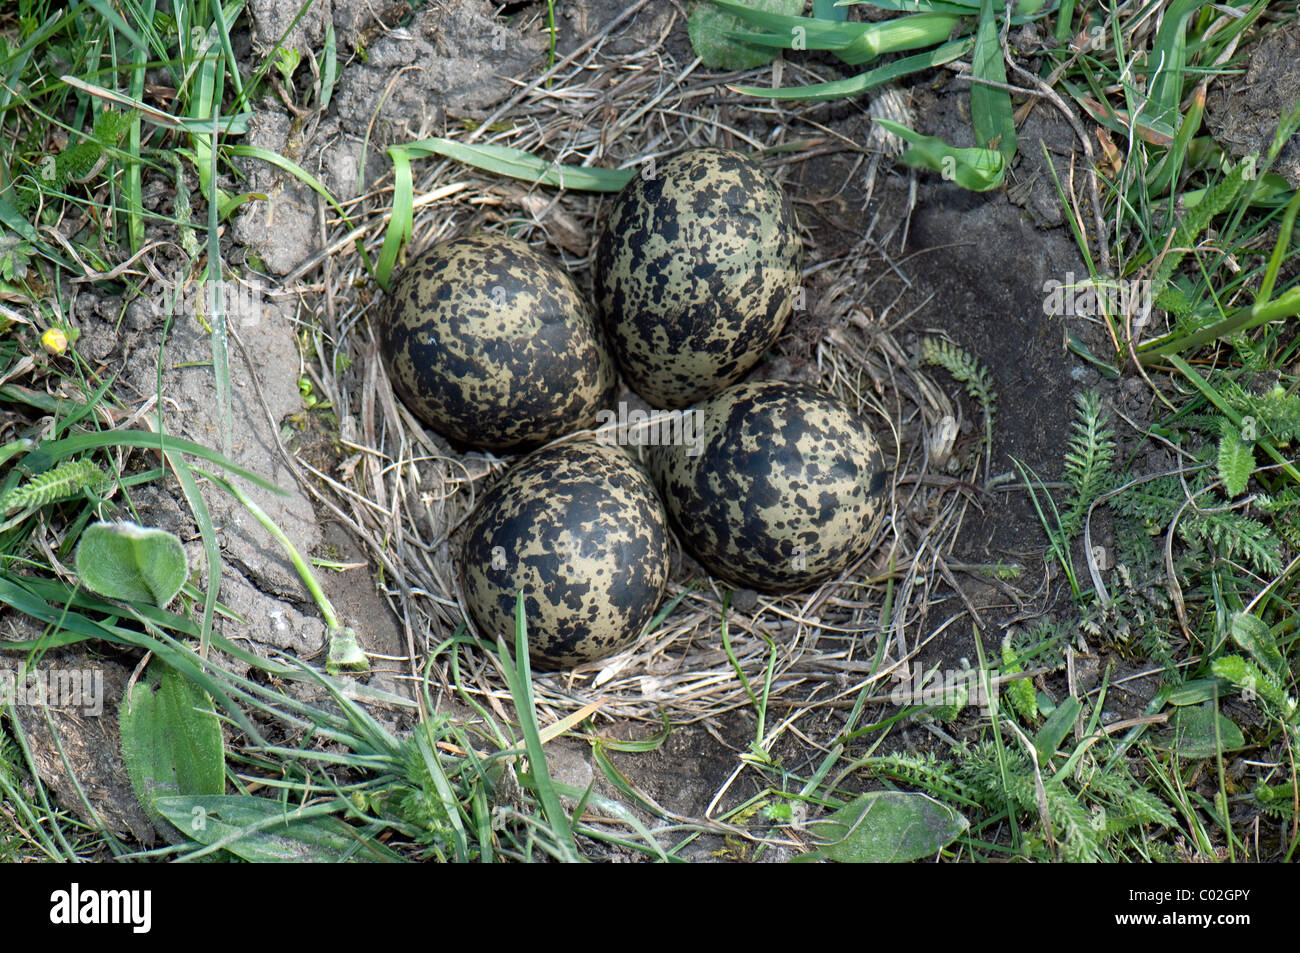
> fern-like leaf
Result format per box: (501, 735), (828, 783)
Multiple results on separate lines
(922, 338), (997, 418)
(0, 729), (18, 787)
(1255, 387), (1300, 446)
(1252, 782), (1297, 819)
(0, 458), (107, 513)
(959, 740), (1037, 813)
(1061, 390), (1116, 537)
(16, 110), (132, 214)
(869, 751), (979, 805)
(922, 337), (997, 456)
(1110, 476), (1281, 576)
(1181, 508), (1282, 576)
(1217, 419), (1255, 497)
(1085, 763), (1178, 828)
(1155, 283), (1194, 316)
(1255, 490), (1300, 547)
(1150, 160), (1248, 295)
(1043, 776), (1104, 862)
(1000, 636), (1038, 722)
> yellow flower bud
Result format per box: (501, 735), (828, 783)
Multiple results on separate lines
(41, 328), (69, 356)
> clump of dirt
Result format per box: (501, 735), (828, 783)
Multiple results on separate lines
(1206, 15), (1300, 186)
(246, 0), (406, 57)
(2, 631), (155, 846)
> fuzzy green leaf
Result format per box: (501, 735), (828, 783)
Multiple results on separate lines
(1217, 419), (1254, 497)
(1212, 655), (1291, 715)
(806, 791), (968, 861)
(120, 662), (225, 841)
(326, 625), (370, 674)
(75, 521), (188, 607)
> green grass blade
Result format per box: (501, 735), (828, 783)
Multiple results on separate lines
(405, 138), (635, 192)
(1147, 0), (1204, 133)
(320, 22), (338, 111)
(22, 430), (281, 493)
(970, 0), (1016, 160)
(227, 144), (351, 223)
(375, 145), (413, 291)
(1166, 355), (1300, 486)
(495, 594), (580, 861)
(732, 37), (973, 101)
(711, 0), (879, 41)
(412, 727), (470, 862)
(1054, 0), (1076, 42)
(125, 0), (153, 253)
(726, 11), (960, 65)
(0, 574), (268, 745)
(875, 118), (1006, 190)
(165, 448), (221, 656)
(375, 138), (634, 286)
(85, 0), (146, 48)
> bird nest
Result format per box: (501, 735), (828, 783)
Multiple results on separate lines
(300, 1), (983, 736)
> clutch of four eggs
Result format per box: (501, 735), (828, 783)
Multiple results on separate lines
(377, 149), (888, 667)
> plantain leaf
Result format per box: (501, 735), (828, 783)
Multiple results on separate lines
(75, 520), (188, 608)
(153, 794), (398, 862)
(120, 662), (225, 841)
(1151, 703), (1246, 758)
(805, 791), (968, 862)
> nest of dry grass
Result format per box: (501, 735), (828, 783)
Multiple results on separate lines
(282, 2), (993, 734)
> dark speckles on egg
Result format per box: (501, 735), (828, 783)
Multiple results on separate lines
(458, 437), (671, 668)
(594, 149), (803, 409)
(378, 232), (615, 452)
(649, 380), (890, 592)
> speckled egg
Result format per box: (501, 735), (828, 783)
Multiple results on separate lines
(594, 148), (803, 409)
(649, 379), (890, 592)
(458, 436), (671, 668)
(379, 232), (616, 452)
